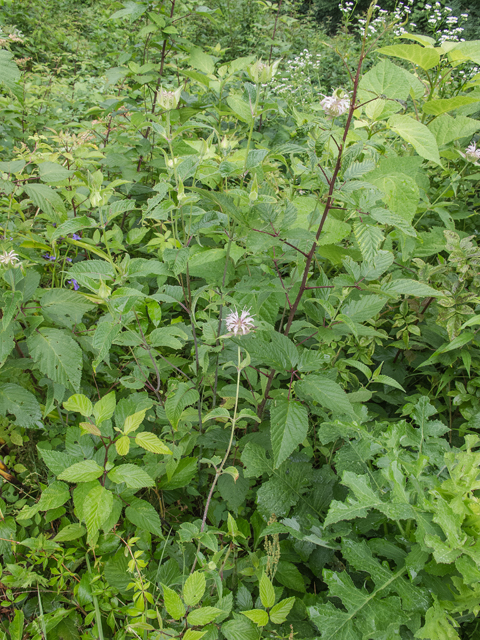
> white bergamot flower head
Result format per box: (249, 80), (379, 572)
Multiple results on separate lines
(320, 90), (350, 118)
(463, 142), (480, 164)
(0, 250), (20, 267)
(225, 307), (255, 336)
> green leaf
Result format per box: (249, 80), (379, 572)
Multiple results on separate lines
(162, 584), (186, 620)
(227, 96), (253, 125)
(388, 115), (441, 165)
(160, 457), (198, 490)
(377, 44), (440, 70)
(92, 322), (121, 369)
(415, 599), (461, 639)
(296, 375), (355, 417)
(135, 431), (172, 454)
(58, 460), (104, 483)
(241, 610), (269, 626)
(38, 161), (74, 184)
(183, 631), (207, 640)
(222, 615), (260, 640)
(183, 571), (206, 607)
(37, 481), (70, 511)
(63, 394), (93, 417)
(0, 50), (22, 100)
(37, 448), (81, 475)
(27, 328), (82, 391)
(259, 572), (275, 608)
(189, 47), (215, 75)
(270, 397), (308, 469)
(53, 523), (86, 542)
(23, 183), (66, 223)
(428, 114), (480, 146)
(125, 497), (163, 536)
(423, 95), (480, 116)
(0, 383), (42, 428)
(187, 607), (222, 626)
(123, 408), (147, 434)
(324, 471), (413, 527)
(341, 296), (387, 323)
(269, 597), (295, 624)
(359, 58), (410, 100)
(116, 436), (130, 456)
(165, 383), (200, 430)
(353, 222), (384, 262)
(107, 464), (154, 489)
(275, 561), (306, 592)
(40, 289), (95, 329)
(93, 392), (116, 425)
(374, 374), (405, 391)
(83, 485), (113, 542)
(382, 279), (440, 297)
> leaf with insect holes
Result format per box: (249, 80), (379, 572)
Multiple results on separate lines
(135, 431), (172, 454)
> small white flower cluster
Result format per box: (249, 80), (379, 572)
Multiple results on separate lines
(320, 91), (350, 118)
(421, 2), (467, 44)
(225, 308), (255, 336)
(462, 142), (480, 164)
(0, 250), (20, 267)
(269, 49), (323, 104)
(339, 0), (417, 39)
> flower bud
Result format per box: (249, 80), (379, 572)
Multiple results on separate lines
(247, 59), (281, 84)
(157, 86), (182, 111)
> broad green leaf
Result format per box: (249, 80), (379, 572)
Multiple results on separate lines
(125, 497), (163, 536)
(37, 448), (81, 475)
(374, 374), (405, 392)
(165, 383), (200, 430)
(83, 485), (113, 541)
(388, 115), (441, 165)
(107, 464), (154, 489)
(37, 481), (70, 511)
(123, 408), (147, 434)
(0, 383), (42, 428)
(428, 114), (480, 146)
(92, 321), (121, 369)
(227, 96), (253, 125)
(23, 183), (66, 224)
(269, 597), (295, 624)
(270, 397), (308, 469)
(53, 523), (86, 542)
(93, 391), (116, 425)
(382, 279), (440, 297)
(27, 328), (82, 391)
(160, 457), (197, 490)
(0, 50), (22, 100)
(189, 47), (215, 75)
(38, 161), (74, 184)
(423, 95), (480, 116)
(183, 631), (207, 640)
(135, 431), (172, 454)
(259, 572), (275, 608)
(63, 394), (93, 417)
(222, 615), (260, 640)
(58, 460), (104, 483)
(296, 375), (355, 418)
(187, 607), (222, 626)
(358, 58), (410, 100)
(341, 296), (387, 323)
(40, 289), (94, 329)
(116, 436), (130, 456)
(10, 610), (24, 640)
(275, 561), (306, 593)
(241, 609), (269, 626)
(415, 599), (461, 639)
(324, 471), (413, 527)
(162, 584), (186, 620)
(377, 44), (440, 70)
(353, 222), (384, 262)
(183, 571), (206, 607)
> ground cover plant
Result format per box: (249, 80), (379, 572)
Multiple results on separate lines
(1, 0), (480, 638)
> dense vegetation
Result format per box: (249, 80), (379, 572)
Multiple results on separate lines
(1, 0), (480, 638)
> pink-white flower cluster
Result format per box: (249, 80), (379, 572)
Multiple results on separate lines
(0, 250), (20, 267)
(320, 93), (350, 118)
(225, 308), (255, 336)
(463, 143), (480, 164)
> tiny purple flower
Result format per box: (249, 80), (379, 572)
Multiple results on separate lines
(72, 233), (81, 240)
(68, 279), (79, 291)
(42, 253), (56, 261)
(66, 257), (72, 262)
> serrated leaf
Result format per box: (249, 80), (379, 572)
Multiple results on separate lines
(296, 375), (355, 418)
(0, 49), (21, 98)
(135, 431), (172, 454)
(58, 460), (104, 483)
(353, 222), (384, 262)
(383, 279), (440, 297)
(93, 391), (116, 425)
(63, 394), (93, 417)
(269, 597), (295, 624)
(116, 436), (130, 456)
(183, 631), (207, 640)
(187, 607), (222, 626)
(37, 481), (70, 511)
(92, 321), (122, 369)
(0, 383), (42, 428)
(259, 572), (275, 608)
(162, 584), (186, 620)
(183, 571), (206, 607)
(222, 615), (260, 640)
(40, 289), (94, 329)
(23, 183), (66, 223)
(388, 115), (441, 165)
(377, 44), (440, 70)
(125, 497), (163, 536)
(27, 328), (82, 391)
(37, 448), (81, 475)
(165, 383), (199, 430)
(53, 523), (86, 542)
(108, 464), (154, 488)
(241, 609), (269, 626)
(83, 485), (113, 541)
(123, 409), (147, 434)
(270, 397), (308, 469)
